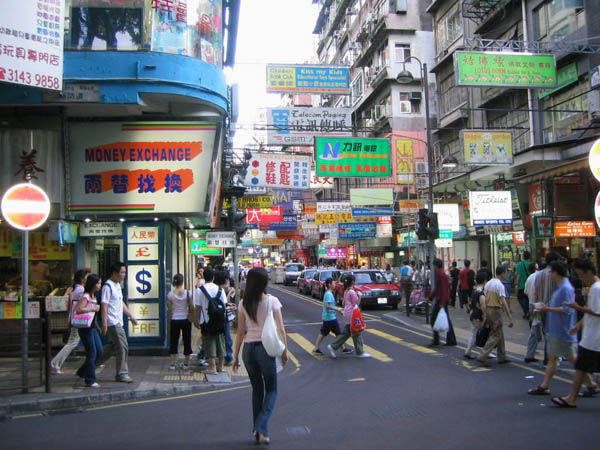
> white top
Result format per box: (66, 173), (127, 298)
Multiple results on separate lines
(484, 278), (506, 308)
(239, 294), (282, 343)
(194, 282), (227, 325)
(524, 271), (538, 304)
(581, 280), (600, 352)
(101, 279), (124, 327)
(168, 290), (191, 321)
(69, 284), (84, 322)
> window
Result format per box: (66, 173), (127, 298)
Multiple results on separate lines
(395, 44), (411, 63)
(435, 2), (462, 52)
(438, 72), (467, 116)
(351, 73), (364, 105)
(534, 0), (585, 41)
(399, 93), (412, 114)
(541, 76), (589, 143)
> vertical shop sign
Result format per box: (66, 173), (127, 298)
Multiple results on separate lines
(396, 139), (414, 184)
(533, 216), (554, 238)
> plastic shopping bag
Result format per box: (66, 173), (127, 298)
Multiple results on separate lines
(350, 306), (366, 335)
(433, 307), (449, 332)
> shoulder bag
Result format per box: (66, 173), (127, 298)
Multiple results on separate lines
(71, 295), (95, 328)
(261, 295), (285, 358)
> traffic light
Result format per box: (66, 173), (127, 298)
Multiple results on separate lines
(417, 209), (429, 240)
(426, 211), (439, 240)
(416, 209), (439, 240)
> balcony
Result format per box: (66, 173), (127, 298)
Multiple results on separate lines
(461, 0), (510, 25)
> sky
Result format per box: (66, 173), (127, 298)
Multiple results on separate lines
(227, 0), (320, 150)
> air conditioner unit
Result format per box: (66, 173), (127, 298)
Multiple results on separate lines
(389, 0), (408, 13)
(408, 91), (422, 101)
(415, 162), (429, 174)
(588, 90), (600, 122)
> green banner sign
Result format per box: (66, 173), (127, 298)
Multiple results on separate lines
(190, 239), (223, 256)
(455, 51), (557, 88)
(315, 137), (391, 177)
(439, 230), (453, 240)
(538, 62), (578, 99)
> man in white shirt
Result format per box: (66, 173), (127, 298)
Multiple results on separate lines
(552, 259), (600, 408)
(97, 262), (138, 383)
(524, 262), (541, 363)
(193, 267), (227, 374)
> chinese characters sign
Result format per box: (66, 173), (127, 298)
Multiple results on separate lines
(266, 64), (350, 94)
(461, 130), (513, 165)
(469, 191), (513, 226)
(244, 153), (311, 189)
(326, 247), (347, 258)
(396, 139), (414, 184)
(267, 107), (352, 145)
(80, 221), (122, 237)
(338, 223), (376, 239)
(245, 207), (283, 224)
(455, 51), (557, 88)
(554, 221), (596, 238)
(206, 231), (236, 248)
(69, 122), (217, 214)
(310, 171), (334, 189)
(189, 239), (223, 255)
(315, 137), (391, 177)
(0, 0), (65, 91)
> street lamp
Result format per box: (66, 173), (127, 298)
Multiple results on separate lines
(441, 154), (459, 169)
(396, 55), (436, 293)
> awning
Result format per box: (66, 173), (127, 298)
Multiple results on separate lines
(515, 158), (588, 184)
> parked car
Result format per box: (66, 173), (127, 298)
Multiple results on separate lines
(310, 269), (342, 300)
(297, 269), (317, 295)
(283, 263), (305, 285)
(333, 270), (401, 309)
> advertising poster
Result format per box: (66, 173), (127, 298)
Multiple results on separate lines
(0, 0), (65, 91)
(245, 206), (283, 224)
(396, 139), (414, 184)
(266, 64), (350, 94)
(455, 51), (557, 88)
(469, 191), (513, 226)
(461, 130), (513, 165)
(315, 137), (391, 177)
(433, 204), (460, 232)
(244, 153), (311, 189)
(267, 107), (352, 145)
(150, 0), (188, 55)
(69, 122), (218, 214)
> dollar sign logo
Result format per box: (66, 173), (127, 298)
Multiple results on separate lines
(136, 269), (152, 295)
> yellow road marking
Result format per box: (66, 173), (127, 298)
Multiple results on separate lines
(365, 328), (438, 355)
(288, 333), (324, 359)
(287, 348), (301, 370)
(13, 413), (43, 420)
(345, 342), (392, 362)
(349, 377), (366, 382)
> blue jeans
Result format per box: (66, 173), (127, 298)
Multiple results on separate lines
(242, 342), (277, 437)
(224, 322), (233, 363)
(77, 328), (103, 385)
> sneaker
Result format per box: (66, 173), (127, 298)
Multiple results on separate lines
(355, 352), (371, 358)
(116, 374), (134, 383)
(169, 364), (177, 371)
(312, 349), (324, 355)
(341, 348), (354, 355)
(86, 382), (100, 388)
(326, 344), (337, 359)
(51, 367), (62, 375)
(199, 359), (210, 367)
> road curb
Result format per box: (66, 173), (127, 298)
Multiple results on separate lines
(0, 380), (250, 420)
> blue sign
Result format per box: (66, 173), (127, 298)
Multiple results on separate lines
(266, 65), (350, 95)
(339, 223), (377, 239)
(351, 207), (394, 217)
(268, 215), (298, 231)
(472, 219), (513, 226)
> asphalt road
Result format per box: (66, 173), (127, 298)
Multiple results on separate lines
(1, 283), (598, 450)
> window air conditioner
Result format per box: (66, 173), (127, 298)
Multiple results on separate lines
(389, 0), (408, 13)
(408, 91), (422, 101)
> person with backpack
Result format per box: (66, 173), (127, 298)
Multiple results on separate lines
(193, 267), (227, 375)
(167, 273), (194, 371)
(232, 268), (288, 445)
(74, 274), (103, 388)
(515, 251), (532, 319)
(214, 270), (237, 366)
(400, 261), (414, 306)
(51, 269), (87, 374)
(464, 273), (486, 359)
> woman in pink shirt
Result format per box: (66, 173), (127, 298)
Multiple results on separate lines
(233, 268), (288, 445)
(327, 275), (371, 359)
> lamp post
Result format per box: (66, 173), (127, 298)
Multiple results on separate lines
(396, 56), (436, 293)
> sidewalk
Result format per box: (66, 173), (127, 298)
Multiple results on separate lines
(382, 300), (540, 360)
(0, 353), (248, 420)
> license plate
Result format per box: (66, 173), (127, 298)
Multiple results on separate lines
(377, 298), (388, 304)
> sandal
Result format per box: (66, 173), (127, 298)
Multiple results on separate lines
(551, 396), (576, 408)
(528, 385), (550, 395)
(579, 386), (598, 398)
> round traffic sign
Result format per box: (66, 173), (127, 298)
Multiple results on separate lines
(1, 183), (50, 230)
(589, 138), (600, 182)
(595, 191), (600, 230)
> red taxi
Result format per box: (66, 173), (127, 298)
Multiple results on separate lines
(333, 270), (401, 309)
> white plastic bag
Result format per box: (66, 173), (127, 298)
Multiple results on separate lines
(433, 307), (450, 332)
(261, 295), (285, 357)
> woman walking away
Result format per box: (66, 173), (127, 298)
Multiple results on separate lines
(51, 270), (87, 374)
(327, 275), (371, 359)
(167, 273), (194, 370)
(464, 273), (486, 359)
(233, 268), (288, 445)
(75, 274), (103, 388)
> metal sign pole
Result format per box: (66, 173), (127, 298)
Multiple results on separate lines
(232, 196), (240, 307)
(21, 230), (29, 393)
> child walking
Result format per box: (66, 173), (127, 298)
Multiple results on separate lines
(312, 278), (352, 355)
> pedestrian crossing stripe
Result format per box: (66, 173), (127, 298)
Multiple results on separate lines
(344, 342), (393, 362)
(288, 333), (325, 360)
(364, 329), (438, 355)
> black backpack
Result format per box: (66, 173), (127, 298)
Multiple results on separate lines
(200, 286), (226, 335)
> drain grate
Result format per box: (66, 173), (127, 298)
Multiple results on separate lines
(286, 426), (311, 436)
(370, 405), (427, 419)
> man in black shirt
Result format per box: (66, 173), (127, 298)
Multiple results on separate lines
(449, 261), (460, 307)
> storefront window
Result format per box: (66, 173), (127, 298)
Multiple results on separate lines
(541, 77), (589, 143)
(65, 0), (223, 66)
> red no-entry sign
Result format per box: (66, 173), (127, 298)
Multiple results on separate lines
(1, 183), (50, 230)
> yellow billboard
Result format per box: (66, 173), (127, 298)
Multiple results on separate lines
(461, 130), (513, 165)
(396, 139), (414, 184)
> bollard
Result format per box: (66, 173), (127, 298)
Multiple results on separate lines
(45, 311), (52, 394)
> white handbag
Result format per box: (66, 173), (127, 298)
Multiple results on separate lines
(261, 295), (285, 357)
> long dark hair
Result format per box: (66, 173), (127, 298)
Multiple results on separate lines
(84, 274), (101, 295)
(243, 268), (269, 323)
(73, 269), (87, 288)
(344, 275), (355, 291)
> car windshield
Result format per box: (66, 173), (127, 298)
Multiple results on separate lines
(286, 264), (304, 272)
(321, 270), (340, 280)
(304, 270), (316, 278)
(353, 271), (388, 284)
